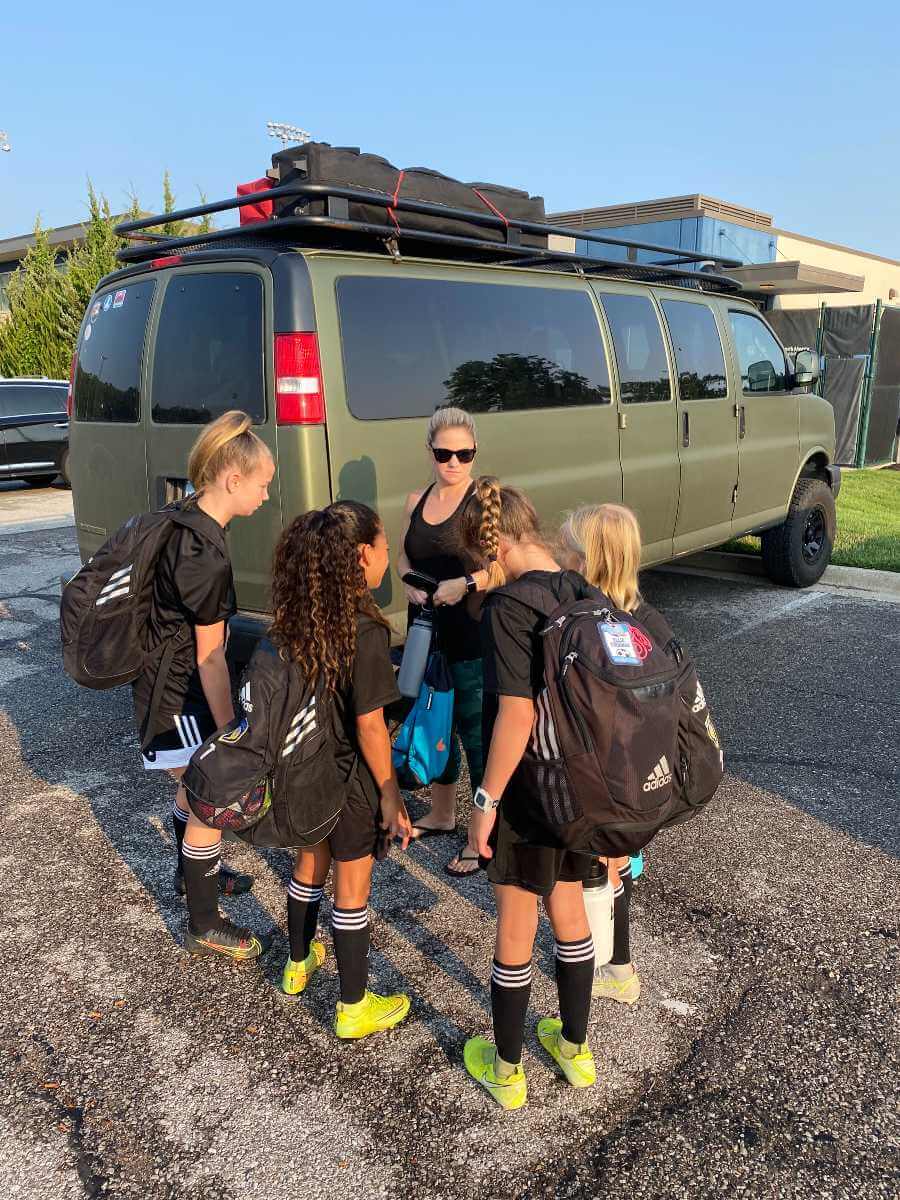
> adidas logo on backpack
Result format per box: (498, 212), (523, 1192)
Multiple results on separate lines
(642, 755), (673, 792)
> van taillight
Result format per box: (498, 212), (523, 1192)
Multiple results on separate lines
(67, 350), (78, 418)
(275, 333), (325, 425)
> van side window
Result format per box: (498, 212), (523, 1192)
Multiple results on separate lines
(597, 294), (671, 404)
(661, 301), (728, 400)
(151, 273), (264, 424)
(74, 281), (156, 422)
(728, 312), (787, 393)
(337, 278), (611, 419)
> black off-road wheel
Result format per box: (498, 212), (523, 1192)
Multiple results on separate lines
(59, 448), (71, 487)
(761, 477), (836, 588)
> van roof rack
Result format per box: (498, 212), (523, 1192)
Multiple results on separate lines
(115, 182), (744, 293)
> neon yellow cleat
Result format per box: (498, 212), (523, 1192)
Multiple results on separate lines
(334, 990), (410, 1040)
(536, 1018), (597, 1088)
(463, 1037), (527, 1110)
(281, 940), (326, 996)
(592, 965), (641, 1005)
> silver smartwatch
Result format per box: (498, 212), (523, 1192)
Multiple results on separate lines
(472, 786), (499, 812)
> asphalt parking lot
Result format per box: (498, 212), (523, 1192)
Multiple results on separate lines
(0, 515), (898, 1200)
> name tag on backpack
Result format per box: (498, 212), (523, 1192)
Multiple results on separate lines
(599, 621), (642, 666)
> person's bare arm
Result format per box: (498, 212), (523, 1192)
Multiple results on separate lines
(356, 708), (412, 848)
(467, 695), (535, 858)
(195, 621), (234, 728)
(397, 490), (429, 606)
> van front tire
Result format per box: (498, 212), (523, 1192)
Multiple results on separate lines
(761, 478), (836, 588)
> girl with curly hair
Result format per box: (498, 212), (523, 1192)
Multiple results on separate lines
(271, 501), (413, 1040)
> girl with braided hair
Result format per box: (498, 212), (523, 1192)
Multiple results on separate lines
(458, 477), (599, 1110)
(271, 501), (413, 1040)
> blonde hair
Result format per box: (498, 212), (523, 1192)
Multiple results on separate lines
(187, 410), (271, 494)
(427, 405), (476, 446)
(560, 504), (642, 613)
(464, 475), (544, 590)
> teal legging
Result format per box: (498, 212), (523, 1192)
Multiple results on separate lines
(436, 658), (485, 791)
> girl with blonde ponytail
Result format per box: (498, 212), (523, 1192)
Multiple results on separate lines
(132, 410), (275, 962)
(558, 503), (663, 1009)
(456, 477), (600, 1111)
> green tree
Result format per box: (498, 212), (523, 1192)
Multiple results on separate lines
(57, 182), (121, 359)
(0, 219), (65, 378)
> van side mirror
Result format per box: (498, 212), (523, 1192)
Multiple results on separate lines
(747, 359), (776, 392)
(792, 349), (820, 389)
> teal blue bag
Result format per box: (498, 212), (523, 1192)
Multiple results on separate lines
(392, 651), (454, 788)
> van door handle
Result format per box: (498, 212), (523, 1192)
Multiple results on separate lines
(681, 411), (690, 448)
(738, 405), (746, 438)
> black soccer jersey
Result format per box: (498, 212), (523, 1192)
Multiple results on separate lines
(132, 507), (236, 741)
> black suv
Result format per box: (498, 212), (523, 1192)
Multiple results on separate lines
(0, 378), (70, 486)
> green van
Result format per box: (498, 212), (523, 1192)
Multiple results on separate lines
(68, 194), (837, 656)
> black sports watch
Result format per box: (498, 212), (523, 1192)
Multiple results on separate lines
(465, 574), (477, 594)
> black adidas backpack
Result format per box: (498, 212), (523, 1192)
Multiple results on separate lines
(59, 503), (218, 746)
(182, 639), (346, 849)
(505, 577), (724, 858)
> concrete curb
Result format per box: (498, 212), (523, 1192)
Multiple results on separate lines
(0, 516), (76, 536)
(656, 550), (900, 603)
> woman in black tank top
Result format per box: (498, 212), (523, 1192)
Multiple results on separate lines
(397, 406), (491, 875)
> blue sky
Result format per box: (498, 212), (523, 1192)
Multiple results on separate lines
(4, 1), (900, 258)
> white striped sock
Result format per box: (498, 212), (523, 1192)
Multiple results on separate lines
(491, 960), (533, 989)
(331, 906), (369, 931)
(172, 802), (189, 824)
(181, 841), (221, 861)
(555, 935), (595, 964)
(288, 880), (324, 904)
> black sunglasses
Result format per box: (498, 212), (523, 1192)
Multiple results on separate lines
(431, 445), (477, 464)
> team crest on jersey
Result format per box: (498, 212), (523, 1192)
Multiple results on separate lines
(240, 681), (253, 713)
(219, 718), (249, 744)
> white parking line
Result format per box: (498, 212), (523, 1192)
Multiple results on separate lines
(696, 590), (828, 652)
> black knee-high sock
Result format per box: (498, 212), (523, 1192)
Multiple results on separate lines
(172, 797), (189, 873)
(287, 879), (323, 962)
(611, 860), (633, 966)
(555, 935), (595, 1046)
(331, 905), (370, 1004)
(181, 839), (221, 933)
(490, 958), (533, 1065)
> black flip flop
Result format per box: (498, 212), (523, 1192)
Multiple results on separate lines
(410, 823), (455, 841)
(444, 850), (482, 878)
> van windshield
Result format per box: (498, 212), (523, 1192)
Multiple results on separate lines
(337, 276), (611, 419)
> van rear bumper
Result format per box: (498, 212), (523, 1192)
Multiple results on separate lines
(228, 610), (270, 669)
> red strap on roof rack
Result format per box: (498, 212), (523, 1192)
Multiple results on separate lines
(386, 169), (406, 232)
(472, 187), (509, 229)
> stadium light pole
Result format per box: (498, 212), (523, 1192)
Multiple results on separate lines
(0, 131), (10, 153)
(266, 122), (312, 149)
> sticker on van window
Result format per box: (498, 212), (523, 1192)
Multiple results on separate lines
(113, 289), (126, 308)
(90, 301), (101, 321)
(599, 621), (642, 666)
(83, 323), (92, 342)
(102, 294), (113, 312)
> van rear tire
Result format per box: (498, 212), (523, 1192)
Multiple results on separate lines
(761, 477), (836, 588)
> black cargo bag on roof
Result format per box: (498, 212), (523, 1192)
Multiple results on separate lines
(269, 142), (547, 248)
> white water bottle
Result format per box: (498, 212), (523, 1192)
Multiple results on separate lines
(397, 607), (433, 698)
(582, 861), (614, 967)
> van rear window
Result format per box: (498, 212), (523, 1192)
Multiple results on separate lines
(337, 277), (611, 420)
(151, 273), (264, 424)
(74, 280), (155, 422)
